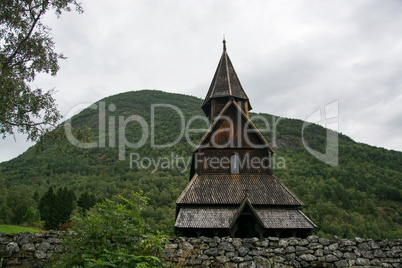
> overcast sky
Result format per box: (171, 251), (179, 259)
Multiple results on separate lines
(1, 0), (402, 163)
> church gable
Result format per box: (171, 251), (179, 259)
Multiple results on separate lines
(229, 196), (265, 229)
(196, 100), (274, 151)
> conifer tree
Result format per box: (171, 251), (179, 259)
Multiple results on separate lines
(39, 186), (58, 229)
(77, 191), (97, 213)
(39, 186), (75, 229)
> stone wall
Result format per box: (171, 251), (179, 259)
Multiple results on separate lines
(163, 236), (401, 267)
(1, 232), (401, 267)
(0, 231), (63, 267)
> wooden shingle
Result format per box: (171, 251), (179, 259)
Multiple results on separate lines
(255, 208), (317, 229)
(175, 206), (237, 228)
(176, 174), (303, 206)
(201, 40), (251, 115)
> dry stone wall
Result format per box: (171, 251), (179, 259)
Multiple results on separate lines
(163, 236), (401, 267)
(1, 231), (401, 267)
(0, 231), (63, 267)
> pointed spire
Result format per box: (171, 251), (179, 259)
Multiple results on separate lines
(201, 40), (251, 115)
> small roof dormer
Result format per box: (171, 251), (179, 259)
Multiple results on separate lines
(201, 39), (251, 117)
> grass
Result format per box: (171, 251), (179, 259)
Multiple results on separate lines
(0, 224), (41, 234)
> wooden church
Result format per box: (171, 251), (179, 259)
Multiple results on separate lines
(175, 40), (316, 238)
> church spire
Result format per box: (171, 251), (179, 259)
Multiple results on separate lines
(201, 40), (251, 117)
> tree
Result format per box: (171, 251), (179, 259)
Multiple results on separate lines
(0, 0), (83, 141)
(56, 191), (166, 267)
(0, 178), (13, 224)
(38, 186), (57, 229)
(55, 187), (75, 223)
(22, 206), (41, 225)
(6, 185), (35, 224)
(77, 190), (97, 213)
(38, 186), (75, 229)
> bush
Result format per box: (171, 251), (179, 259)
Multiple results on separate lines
(58, 222), (73, 231)
(56, 191), (166, 267)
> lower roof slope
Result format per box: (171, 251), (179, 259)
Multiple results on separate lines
(175, 206), (236, 229)
(176, 174), (303, 206)
(255, 208), (317, 229)
(175, 206), (316, 229)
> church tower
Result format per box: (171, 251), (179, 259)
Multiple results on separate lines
(175, 40), (316, 238)
(201, 39), (251, 121)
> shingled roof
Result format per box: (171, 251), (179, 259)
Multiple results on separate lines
(175, 206), (237, 228)
(176, 174), (304, 206)
(256, 208), (317, 229)
(201, 40), (250, 114)
(175, 206), (316, 229)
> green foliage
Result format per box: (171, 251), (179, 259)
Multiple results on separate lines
(38, 187), (57, 229)
(38, 186), (75, 229)
(22, 206), (41, 226)
(6, 185), (35, 224)
(0, 0), (82, 141)
(77, 190), (97, 213)
(0, 90), (401, 239)
(56, 191), (166, 268)
(0, 178), (13, 224)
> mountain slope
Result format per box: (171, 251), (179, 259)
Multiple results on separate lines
(0, 90), (401, 238)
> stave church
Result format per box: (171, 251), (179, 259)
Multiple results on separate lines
(174, 40), (316, 238)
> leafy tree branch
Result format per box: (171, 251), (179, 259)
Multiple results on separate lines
(0, 0), (83, 141)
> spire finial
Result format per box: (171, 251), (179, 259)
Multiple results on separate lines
(223, 35), (226, 51)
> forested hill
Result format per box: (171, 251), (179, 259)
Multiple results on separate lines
(0, 90), (401, 239)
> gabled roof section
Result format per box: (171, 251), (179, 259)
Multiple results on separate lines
(194, 99), (274, 153)
(201, 40), (250, 113)
(229, 195), (265, 229)
(174, 204), (316, 229)
(176, 174), (304, 206)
